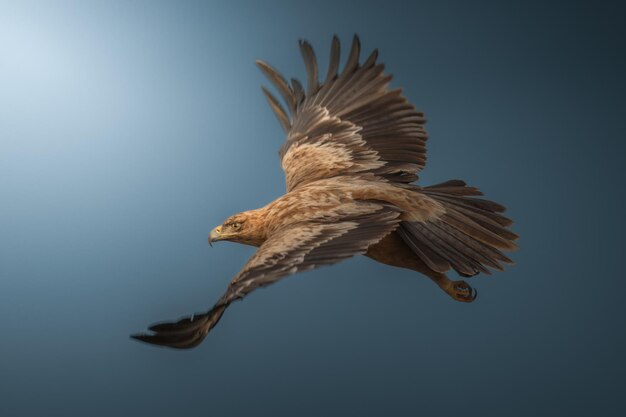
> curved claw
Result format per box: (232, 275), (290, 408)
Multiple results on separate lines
(446, 280), (477, 303)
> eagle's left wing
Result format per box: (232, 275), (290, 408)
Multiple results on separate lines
(131, 203), (400, 349)
(257, 35), (428, 192)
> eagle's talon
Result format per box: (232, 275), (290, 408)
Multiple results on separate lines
(446, 280), (476, 303)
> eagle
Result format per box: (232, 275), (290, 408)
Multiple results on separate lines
(132, 35), (518, 349)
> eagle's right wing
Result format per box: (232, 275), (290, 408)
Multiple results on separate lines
(257, 35), (428, 191)
(131, 203), (400, 349)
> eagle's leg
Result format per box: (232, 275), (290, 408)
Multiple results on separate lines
(429, 275), (476, 303)
(365, 232), (476, 303)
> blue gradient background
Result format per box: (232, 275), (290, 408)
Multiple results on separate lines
(1, 1), (624, 416)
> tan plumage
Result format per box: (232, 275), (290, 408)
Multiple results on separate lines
(132, 35), (518, 349)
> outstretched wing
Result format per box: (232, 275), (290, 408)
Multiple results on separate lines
(257, 35), (428, 192)
(131, 204), (400, 349)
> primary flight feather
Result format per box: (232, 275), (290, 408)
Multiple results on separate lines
(132, 35), (518, 349)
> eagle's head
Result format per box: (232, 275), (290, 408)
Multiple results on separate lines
(209, 210), (266, 247)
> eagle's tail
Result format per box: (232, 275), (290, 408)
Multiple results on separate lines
(397, 180), (518, 277)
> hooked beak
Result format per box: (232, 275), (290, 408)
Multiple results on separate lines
(208, 227), (222, 246)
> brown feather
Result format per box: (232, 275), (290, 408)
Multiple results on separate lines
(299, 40), (319, 95)
(261, 87), (291, 132)
(291, 78), (305, 105)
(256, 60), (296, 115)
(325, 35), (340, 82)
(342, 34), (361, 75)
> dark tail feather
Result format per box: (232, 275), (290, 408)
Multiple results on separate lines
(399, 180), (517, 277)
(131, 303), (229, 349)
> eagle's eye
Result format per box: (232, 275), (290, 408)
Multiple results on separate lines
(231, 222), (241, 230)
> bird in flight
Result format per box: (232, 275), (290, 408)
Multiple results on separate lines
(132, 35), (518, 349)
